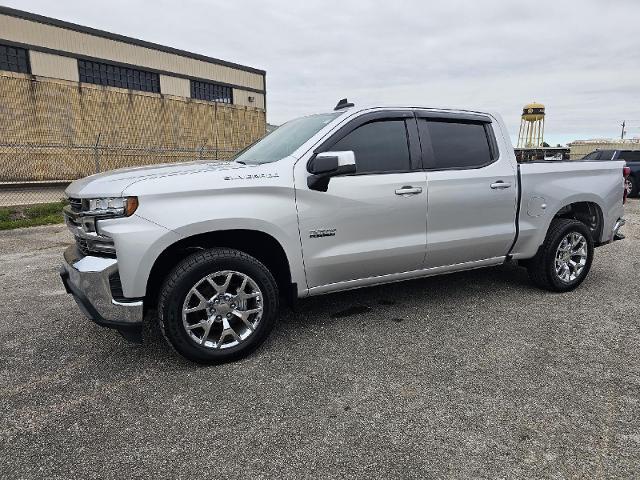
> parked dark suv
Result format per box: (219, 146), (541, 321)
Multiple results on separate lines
(582, 149), (640, 197)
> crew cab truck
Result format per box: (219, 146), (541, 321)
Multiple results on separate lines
(60, 102), (628, 364)
(582, 149), (640, 197)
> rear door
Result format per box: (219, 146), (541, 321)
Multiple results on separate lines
(416, 113), (518, 268)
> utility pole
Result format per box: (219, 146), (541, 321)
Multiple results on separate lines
(621, 120), (626, 140)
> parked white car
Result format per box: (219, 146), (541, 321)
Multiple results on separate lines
(61, 101), (628, 363)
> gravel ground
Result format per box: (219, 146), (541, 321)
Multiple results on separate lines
(1, 200), (639, 479)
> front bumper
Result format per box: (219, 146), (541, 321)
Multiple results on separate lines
(60, 245), (143, 342)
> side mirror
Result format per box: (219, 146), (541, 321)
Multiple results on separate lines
(308, 153), (339, 174)
(307, 151), (356, 191)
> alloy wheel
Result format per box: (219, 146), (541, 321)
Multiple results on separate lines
(554, 232), (588, 283)
(182, 270), (263, 349)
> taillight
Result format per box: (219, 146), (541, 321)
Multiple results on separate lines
(623, 166), (631, 204)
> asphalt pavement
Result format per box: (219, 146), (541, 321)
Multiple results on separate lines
(1, 200), (639, 479)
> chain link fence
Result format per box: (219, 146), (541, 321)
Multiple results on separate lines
(0, 73), (266, 209)
(0, 140), (237, 207)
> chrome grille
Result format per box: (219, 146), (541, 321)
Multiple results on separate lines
(68, 197), (83, 213)
(64, 199), (116, 257)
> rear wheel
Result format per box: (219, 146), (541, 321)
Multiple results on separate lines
(527, 218), (594, 292)
(158, 248), (279, 364)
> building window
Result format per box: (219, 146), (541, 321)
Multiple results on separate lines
(0, 44), (30, 74)
(78, 59), (160, 93)
(190, 80), (233, 104)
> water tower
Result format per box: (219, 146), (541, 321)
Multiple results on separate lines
(517, 102), (545, 148)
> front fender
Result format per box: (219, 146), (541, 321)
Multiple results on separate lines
(97, 214), (181, 298)
(128, 179), (306, 295)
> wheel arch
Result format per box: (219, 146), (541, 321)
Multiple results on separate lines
(145, 229), (295, 312)
(551, 200), (604, 243)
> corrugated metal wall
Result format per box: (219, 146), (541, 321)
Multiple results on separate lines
(233, 88), (265, 109)
(29, 50), (78, 81)
(0, 13), (265, 92)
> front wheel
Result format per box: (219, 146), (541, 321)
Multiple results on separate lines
(527, 218), (594, 292)
(158, 248), (279, 364)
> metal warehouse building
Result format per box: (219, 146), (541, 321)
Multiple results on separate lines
(567, 138), (640, 160)
(0, 6), (267, 186)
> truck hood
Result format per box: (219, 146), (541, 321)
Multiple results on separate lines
(65, 160), (246, 197)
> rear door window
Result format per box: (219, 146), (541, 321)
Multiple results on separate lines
(419, 120), (493, 169)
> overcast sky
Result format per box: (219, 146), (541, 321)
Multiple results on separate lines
(5, 0), (640, 145)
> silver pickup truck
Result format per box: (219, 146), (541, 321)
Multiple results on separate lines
(60, 102), (628, 363)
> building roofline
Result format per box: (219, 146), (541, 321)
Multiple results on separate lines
(514, 147), (569, 151)
(567, 138), (640, 145)
(0, 5), (266, 76)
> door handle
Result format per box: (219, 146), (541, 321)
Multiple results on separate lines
(490, 181), (511, 190)
(395, 186), (423, 196)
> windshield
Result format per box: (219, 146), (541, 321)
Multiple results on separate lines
(234, 113), (341, 165)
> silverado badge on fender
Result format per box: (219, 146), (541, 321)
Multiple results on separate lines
(223, 173), (280, 180)
(309, 228), (336, 238)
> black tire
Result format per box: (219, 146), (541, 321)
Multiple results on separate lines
(158, 248), (279, 364)
(627, 176), (639, 198)
(527, 218), (594, 292)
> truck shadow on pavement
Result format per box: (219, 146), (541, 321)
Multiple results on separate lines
(137, 262), (534, 367)
(284, 262), (531, 323)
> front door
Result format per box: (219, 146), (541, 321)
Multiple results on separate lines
(295, 114), (427, 289)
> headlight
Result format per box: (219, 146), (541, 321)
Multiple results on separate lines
(85, 196), (138, 217)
